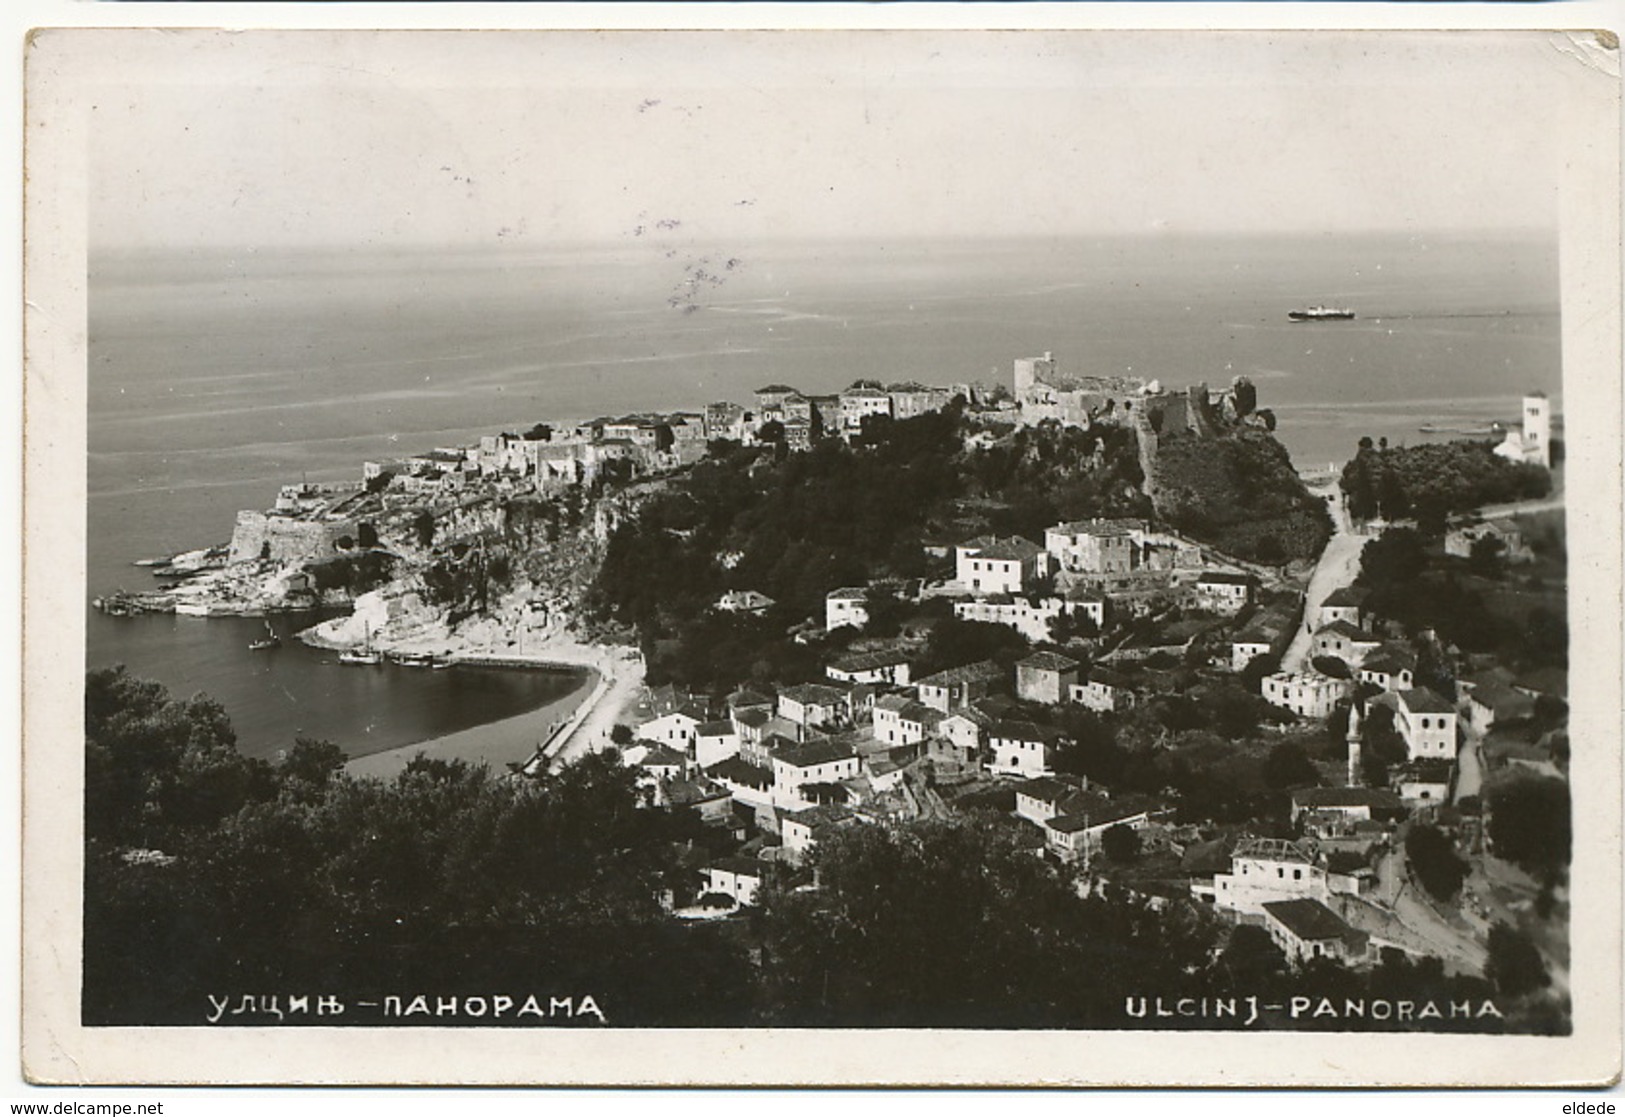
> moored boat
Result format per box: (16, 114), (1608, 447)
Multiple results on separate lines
(248, 619), (281, 651)
(338, 622), (383, 664)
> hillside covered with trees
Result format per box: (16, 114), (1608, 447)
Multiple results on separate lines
(1339, 439), (1550, 527)
(1150, 427), (1332, 563)
(587, 405), (1329, 688)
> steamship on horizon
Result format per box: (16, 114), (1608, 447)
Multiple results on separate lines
(1288, 305), (1356, 322)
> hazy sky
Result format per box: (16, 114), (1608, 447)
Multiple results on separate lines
(81, 30), (1579, 250)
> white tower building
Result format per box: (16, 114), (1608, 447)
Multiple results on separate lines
(1520, 392), (1551, 468)
(1495, 391), (1552, 469)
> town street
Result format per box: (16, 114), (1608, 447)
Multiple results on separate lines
(1367, 843), (1489, 974)
(1281, 478), (1368, 673)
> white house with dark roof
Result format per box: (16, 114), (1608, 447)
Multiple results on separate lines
(826, 648), (912, 687)
(1070, 667), (1137, 713)
(704, 755), (776, 809)
(1313, 620), (1383, 668)
(1016, 651), (1081, 705)
(771, 739), (861, 807)
(1191, 571), (1255, 615)
(695, 720), (742, 768)
(1014, 776), (1090, 826)
(955, 535), (1050, 595)
(987, 720), (1063, 777)
(625, 742), (689, 803)
(1262, 899), (1370, 965)
(872, 694), (943, 746)
(731, 705), (772, 745)
(1393, 759), (1453, 806)
(1357, 644), (1417, 693)
(825, 587), (870, 632)
(1316, 586), (1369, 630)
(777, 683), (849, 731)
(703, 856), (766, 907)
(1381, 688), (1459, 762)
(780, 803), (859, 861)
(934, 707), (992, 767)
(1230, 633), (1276, 673)
(635, 707), (704, 754)
(1464, 681), (1536, 732)
(916, 660), (1003, 712)
(954, 588), (1104, 643)
(1041, 790), (1157, 863)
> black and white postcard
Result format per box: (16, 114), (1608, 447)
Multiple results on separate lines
(20, 20), (1623, 1087)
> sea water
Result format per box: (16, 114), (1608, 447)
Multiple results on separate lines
(86, 232), (1560, 759)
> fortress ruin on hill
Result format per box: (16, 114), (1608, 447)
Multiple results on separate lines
(1013, 351), (1261, 438)
(209, 351), (1274, 580)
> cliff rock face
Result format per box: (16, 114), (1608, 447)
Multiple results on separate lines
(295, 484), (658, 649)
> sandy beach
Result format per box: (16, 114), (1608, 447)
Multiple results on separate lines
(340, 612), (646, 780)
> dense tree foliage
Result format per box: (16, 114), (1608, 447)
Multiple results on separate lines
(958, 422), (1151, 539)
(1100, 823), (1141, 863)
(1355, 526), (1561, 667)
(1340, 440), (1550, 526)
(1405, 823), (1468, 902)
(914, 618), (1030, 679)
(1151, 428), (1332, 563)
(84, 669), (748, 1026)
(1359, 703), (1409, 788)
(1484, 923), (1550, 997)
(1262, 742), (1319, 790)
(1359, 528), (1427, 587)
(755, 818), (1217, 1027)
(591, 410), (963, 644)
(1486, 775), (1572, 877)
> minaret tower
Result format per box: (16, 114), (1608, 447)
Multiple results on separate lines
(1346, 699), (1364, 788)
(1521, 392), (1551, 468)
